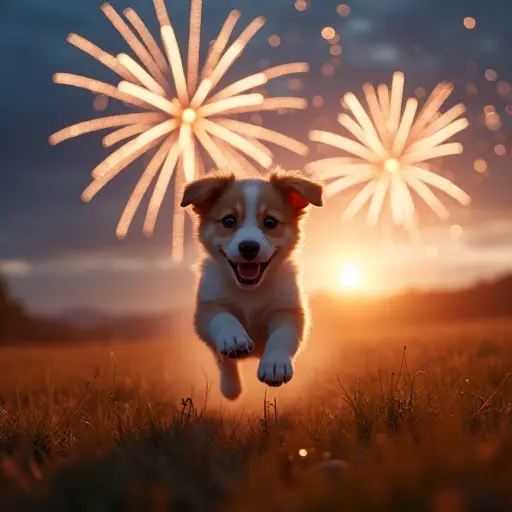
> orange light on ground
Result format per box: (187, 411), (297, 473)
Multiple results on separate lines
(463, 17), (476, 29)
(474, 159), (488, 173)
(298, 449), (308, 457)
(484, 105), (495, 115)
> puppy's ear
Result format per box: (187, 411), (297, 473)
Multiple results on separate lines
(270, 169), (324, 213)
(180, 172), (235, 215)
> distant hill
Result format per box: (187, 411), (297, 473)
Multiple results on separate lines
(311, 274), (512, 327)
(49, 308), (182, 341)
(3, 273), (512, 345)
(0, 277), (180, 344)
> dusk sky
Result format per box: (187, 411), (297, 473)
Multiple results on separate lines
(1, 0), (511, 314)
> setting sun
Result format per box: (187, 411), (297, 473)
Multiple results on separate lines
(340, 264), (362, 288)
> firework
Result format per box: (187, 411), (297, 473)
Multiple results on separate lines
(306, 72), (470, 229)
(50, 1), (309, 261)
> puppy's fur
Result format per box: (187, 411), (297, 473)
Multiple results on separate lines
(181, 169), (323, 400)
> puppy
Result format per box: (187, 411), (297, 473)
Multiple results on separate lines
(180, 168), (323, 400)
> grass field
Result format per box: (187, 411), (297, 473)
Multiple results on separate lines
(1, 316), (512, 511)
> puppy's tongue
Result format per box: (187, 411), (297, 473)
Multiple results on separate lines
(237, 263), (260, 280)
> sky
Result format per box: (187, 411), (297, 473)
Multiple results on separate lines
(1, 0), (511, 313)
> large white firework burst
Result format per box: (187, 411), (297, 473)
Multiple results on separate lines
(50, 0), (309, 261)
(306, 72), (471, 229)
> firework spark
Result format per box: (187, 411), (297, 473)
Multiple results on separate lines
(306, 72), (470, 229)
(50, 1), (309, 261)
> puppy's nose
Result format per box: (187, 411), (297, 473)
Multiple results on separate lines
(238, 240), (260, 261)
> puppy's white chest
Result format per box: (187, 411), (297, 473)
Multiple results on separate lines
(198, 258), (302, 349)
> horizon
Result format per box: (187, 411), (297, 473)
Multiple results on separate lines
(25, 270), (512, 317)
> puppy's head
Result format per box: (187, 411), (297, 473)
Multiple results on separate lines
(181, 169), (323, 289)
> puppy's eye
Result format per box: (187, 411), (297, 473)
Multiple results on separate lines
(221, 215), (237, 229)
(263, 216), (279, 230)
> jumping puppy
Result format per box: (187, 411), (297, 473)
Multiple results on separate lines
(181, 168), (323, 400)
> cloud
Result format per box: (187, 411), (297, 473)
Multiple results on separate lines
(465, 219), (512, 249)
(0, 260), (33, 277)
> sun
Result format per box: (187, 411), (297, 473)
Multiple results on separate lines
(340, 264), (362, 288)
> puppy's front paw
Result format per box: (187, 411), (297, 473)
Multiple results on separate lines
(216, 330), (254, 359)
(257, 357), (294, 387)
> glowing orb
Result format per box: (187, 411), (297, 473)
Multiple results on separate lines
(181, 108), (197, 124)
(384, 158), (400, 173)
(340, 265), (362, 288)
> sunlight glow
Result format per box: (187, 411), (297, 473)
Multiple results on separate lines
(340, 265), (362, 288)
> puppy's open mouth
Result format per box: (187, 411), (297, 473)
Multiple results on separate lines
(220, 251), (273, 286)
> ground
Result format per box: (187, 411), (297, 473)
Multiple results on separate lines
(1, 317), (512, 511)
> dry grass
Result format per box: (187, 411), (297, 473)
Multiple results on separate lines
(1, 317), (512, 511)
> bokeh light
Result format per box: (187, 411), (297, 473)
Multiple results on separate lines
(463, 17), (476, 29)
(466, 84), (478, 95)
(330, 45), (342, 56)
(474, 159), (488, 173)
(288, 78), (304, 91)
(414, 87), (426, 98)
(497, 81), (511, 96)
(337, 4), (351, 17)
(321, 27), (336, 40)
(321, 63), (335, 76)
(485, 69), (498, 82)
(92, 94), (109, 111)
(485, 111), (502, 131)
(329, 34), (340, 45)
(494, 144), (506, 156)
(312, 95), (324, 107)
(294, 0), (307, 12)
(268, 35), (281, 47)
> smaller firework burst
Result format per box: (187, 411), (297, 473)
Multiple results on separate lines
(306, 72), (471, 229)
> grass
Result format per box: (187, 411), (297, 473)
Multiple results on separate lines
(1, 317), (512, 510)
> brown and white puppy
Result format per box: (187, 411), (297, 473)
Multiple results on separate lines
(181, 168), (323, 400)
